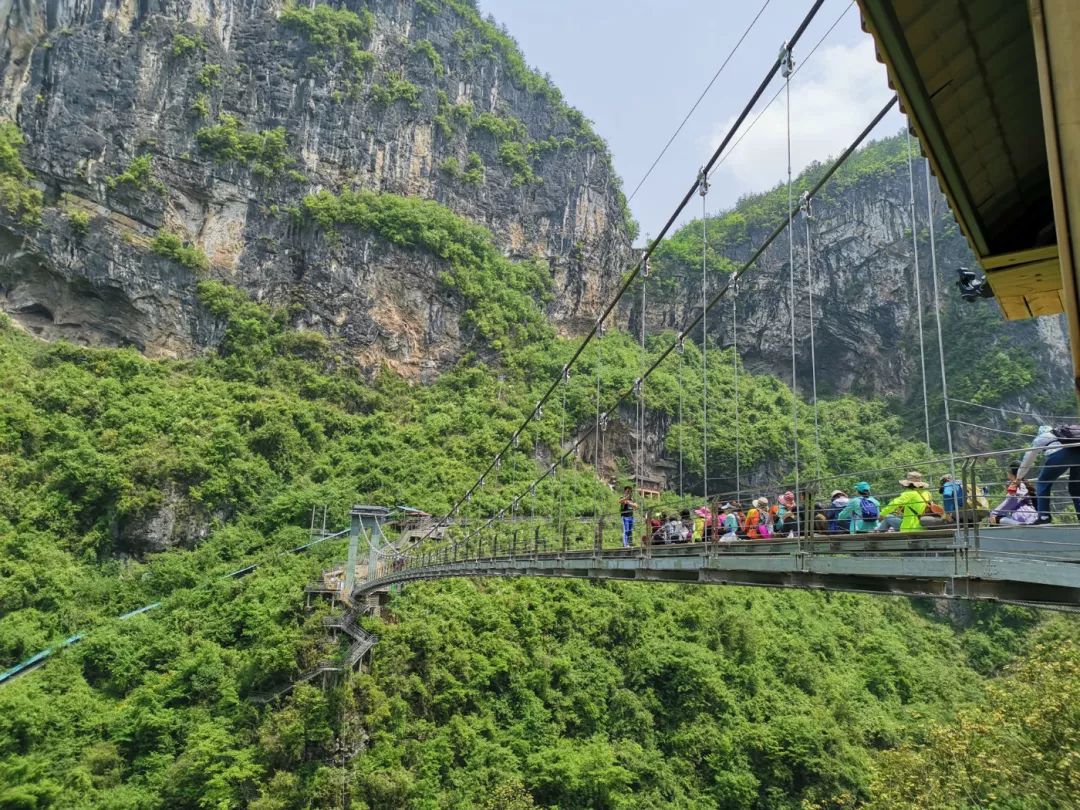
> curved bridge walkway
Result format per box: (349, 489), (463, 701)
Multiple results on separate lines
(356, 526), (1080, 611)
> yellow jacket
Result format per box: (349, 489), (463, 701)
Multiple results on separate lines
(879, 488), (932, 531)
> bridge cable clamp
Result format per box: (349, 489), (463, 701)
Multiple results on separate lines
(800, 190), (813, 219)
(698, 166), (709, 197)
(779, 41), (794, 78)
(642, 252), (650, 278)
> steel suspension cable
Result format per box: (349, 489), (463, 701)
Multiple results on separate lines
(420, 0), (828, 550)
(803, 194), (823, 479)
(906, 129), (932, 449)
(701, 171), (710, 504)
(445, 96), (899, 555)
(783, 43), (801, 533)
(925, 160), (956, 479)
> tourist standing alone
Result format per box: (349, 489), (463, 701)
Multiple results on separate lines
(1017, 425), (1080, 524)
(619, 486), (638, 548)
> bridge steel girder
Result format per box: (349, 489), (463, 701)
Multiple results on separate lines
(353, 545), (1080, 612)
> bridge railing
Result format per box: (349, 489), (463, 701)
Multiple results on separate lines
(373, 444), (1080, 579)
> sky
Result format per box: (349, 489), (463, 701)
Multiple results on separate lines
(475, 0), (905, 238)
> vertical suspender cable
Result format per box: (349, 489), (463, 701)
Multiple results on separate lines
(733, 281), (741, 505)
(594, 331), (604, 526)
(925, 160), (957, 479)
(678, 337), (684, 498)
(558, 375), (568, 540)
(638, 258), (647, 498)
(783, 43), (800, 532)
(906, 129), (932, 449)
(700, 169), (710, 505)
(803, 193), (822, 480)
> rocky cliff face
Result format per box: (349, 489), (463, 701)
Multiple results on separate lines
(0, 0), (632, 378)
(638, 136), (1073, 445)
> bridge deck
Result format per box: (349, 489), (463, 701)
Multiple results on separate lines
(357, 526), (1080, 610)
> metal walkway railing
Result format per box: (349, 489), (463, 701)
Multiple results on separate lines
(358, 527), (1080, 610)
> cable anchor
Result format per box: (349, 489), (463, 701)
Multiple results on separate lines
(779, 42), (794, 78)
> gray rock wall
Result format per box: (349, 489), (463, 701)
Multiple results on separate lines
(0, 0), (632, 377)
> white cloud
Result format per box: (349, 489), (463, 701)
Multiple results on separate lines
(704, 37), (903, 208)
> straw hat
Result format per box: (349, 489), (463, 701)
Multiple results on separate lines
(753, 496), (768, 508)
(830, 489), (846, 498)
(899, 471), (929, 488)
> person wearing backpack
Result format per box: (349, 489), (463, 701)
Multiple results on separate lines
(1016, 425), (1080, 523)
(875, 472), (934, 532)
(837, 481), (880, 533)
(743, 497), (771, 539)
(939, 474), (965, 521)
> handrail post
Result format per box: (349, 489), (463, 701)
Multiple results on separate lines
(534, 525), (540, 559)
(512, 529), (518, 560)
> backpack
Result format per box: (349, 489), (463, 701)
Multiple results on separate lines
(859, 497), (879, 521)
(1052, 424), (1080, 446)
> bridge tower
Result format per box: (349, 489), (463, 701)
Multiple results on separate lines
(346, 505), (390, 595)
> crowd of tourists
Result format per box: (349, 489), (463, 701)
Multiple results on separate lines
(616, 423), (1080, 548)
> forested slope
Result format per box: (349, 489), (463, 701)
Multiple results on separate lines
(0, 185), (1076, 806)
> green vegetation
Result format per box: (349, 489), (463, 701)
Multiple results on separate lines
(196, 63), (222, 88)
(150, 230), (210, 272)
(370, 77), (421, 108)
(189, 92), (211, 119)
(499, 140), (540, 186)
(438, 152), (484, 185)
(0, 120), (43, 226)
(105, 154), (164, 193)
(302, 189), (549, 351)
(280, 2), (375, 80)
(170, 31), (205, 58)
(66, 206), (90, 235)
(411, 38), (443, 74)
(433, 90), (473, 139)
(868, 619), (1080, 808)
(196, 114), (292, 178)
